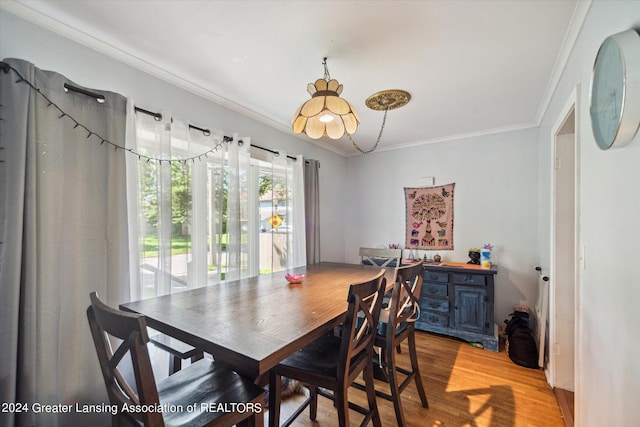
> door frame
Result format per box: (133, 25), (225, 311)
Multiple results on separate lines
(548, 84), (581, 391)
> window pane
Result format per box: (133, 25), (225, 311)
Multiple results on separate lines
(131, 117), (300, 296)
(257, 160), (291, 274)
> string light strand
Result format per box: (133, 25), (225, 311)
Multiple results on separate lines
(1, 62), (228, 164)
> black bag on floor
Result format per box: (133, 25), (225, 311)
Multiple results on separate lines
(505, 316), (538, 369)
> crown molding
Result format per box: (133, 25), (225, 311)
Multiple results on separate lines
(2, 0), (591, 158)
(534, 0), (592, 126)
(345, 122), (539, 157)
(1, 0), (296, 137)
(0, 1), (358, 158)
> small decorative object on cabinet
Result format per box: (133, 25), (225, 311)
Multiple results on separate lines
(481, 243), (493, 268)
(416, 262), (498, 351)
(467, 248), (480, 265)
(433, 253), (441, 263)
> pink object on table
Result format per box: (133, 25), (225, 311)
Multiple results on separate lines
(285, 273), (304, 284)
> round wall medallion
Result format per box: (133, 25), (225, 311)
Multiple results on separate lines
(365, 89), (411, 111)
(589, 29), (640, 150)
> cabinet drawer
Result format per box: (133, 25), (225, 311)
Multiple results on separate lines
(453, 273), (486, 286)
(421, 282), (448, 297)
(421, 298), (449, 313)
(420, 311), (449, 328)
(424, 270), (449, 283)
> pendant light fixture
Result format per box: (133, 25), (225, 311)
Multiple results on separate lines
(291, 57), (360, 140)
(292, 57), (410, 154)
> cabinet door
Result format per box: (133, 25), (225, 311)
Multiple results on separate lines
(454, 286), (487, 333)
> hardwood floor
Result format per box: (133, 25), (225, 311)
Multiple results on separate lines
(269, 331), (564, 426)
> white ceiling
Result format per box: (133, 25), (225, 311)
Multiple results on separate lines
(5, 0), (585, 156)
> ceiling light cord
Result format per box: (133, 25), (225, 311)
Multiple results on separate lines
(322, 57), (330, 81)
(348, 109), (388, 154)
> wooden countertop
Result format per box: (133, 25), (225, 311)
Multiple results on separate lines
(419, 260), (498, 273)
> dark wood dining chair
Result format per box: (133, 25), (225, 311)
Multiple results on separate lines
(87, 292), (265, 427)
(268, 270), (386, 427)
(359, 247), (402, 268)
(374, 260), (429, 426)
(148, 332), (204, 376)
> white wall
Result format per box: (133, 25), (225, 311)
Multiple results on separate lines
(344, 128), (540, 323)
(537, 1), (640, 425)
(0, 9), (348, 263)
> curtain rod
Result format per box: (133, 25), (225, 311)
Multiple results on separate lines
(247, 142), (298, 161)
(134, 107), (299, 161)
(63, 83), (105, 102)
(1, 61), (313, 165)
(0, 62), (303, 164)
(1, 62), (105, 104)
(134, 106), (162, 121)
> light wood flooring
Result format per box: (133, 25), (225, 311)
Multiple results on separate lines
(269, 331), (565, 427)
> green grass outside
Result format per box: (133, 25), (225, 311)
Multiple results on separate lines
(142, 234), (228, 257)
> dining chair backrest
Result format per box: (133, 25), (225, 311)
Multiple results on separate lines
(359, 247), (402, 268)
(371, 260), (429, 425)
(338, 269), (387, 380)
(385, 261), (424, 338)
(86, 292), (163, 426)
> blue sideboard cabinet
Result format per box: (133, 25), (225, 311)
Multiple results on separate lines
(416, 262), (499, 351)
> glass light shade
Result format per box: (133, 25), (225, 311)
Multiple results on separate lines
(319, 113), (334, 123)
(292, 78), (360, 139)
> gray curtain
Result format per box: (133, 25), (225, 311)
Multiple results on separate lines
(304, 159), (320, 264)
(0, 58), (129, 426)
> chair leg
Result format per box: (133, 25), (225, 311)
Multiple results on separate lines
(386, 344), (407, 427)
(309, 386), (318, 421)
(408, 331), (429, 408)
(169, 354), (181, 375)
(190, 350), (204, 362)
(268, 371), (282, 427)
(335, 384), (350, 427)
(237, 413), (258, 427)
(364, 356), (382, 427)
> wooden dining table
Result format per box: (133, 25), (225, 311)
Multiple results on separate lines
(120, 262), (394, 382)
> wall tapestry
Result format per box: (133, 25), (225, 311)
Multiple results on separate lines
(405, 183), (455, 250)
